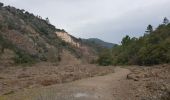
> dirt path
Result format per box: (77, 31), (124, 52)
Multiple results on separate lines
(4, 67), (130, 100)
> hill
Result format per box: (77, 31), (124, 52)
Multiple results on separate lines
(0, 3), (95, 65)
(82, 38), (115, 48)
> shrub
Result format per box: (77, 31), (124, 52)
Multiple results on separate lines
(97, 49), (113, 66)
(13, 51), (35, 64)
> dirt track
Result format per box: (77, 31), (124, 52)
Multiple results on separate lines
(3, 67), (130, 100)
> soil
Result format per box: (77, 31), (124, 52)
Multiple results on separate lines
(0, 63), (114, 96)
(2, 67), (130, 100)
(125, 64), (170, 100)
(1, 64), (170, 100)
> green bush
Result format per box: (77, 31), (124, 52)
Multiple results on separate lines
(97, 49), (113, 66)
(13, 51), (35, 64)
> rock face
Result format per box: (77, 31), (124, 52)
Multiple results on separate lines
(56, 32), (80, 48)
(56, 32), (97, 62)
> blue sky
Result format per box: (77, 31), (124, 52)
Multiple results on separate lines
(1, 0), (170, 43)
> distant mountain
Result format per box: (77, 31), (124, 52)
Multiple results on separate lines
(82, 38), (116, 48)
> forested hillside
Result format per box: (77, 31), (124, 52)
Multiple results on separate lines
(82, 38), (115, 48)
(98, 18), (170, 66)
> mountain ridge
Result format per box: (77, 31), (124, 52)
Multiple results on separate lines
(84, 38), (116, 48)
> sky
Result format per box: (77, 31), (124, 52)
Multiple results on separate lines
(0, 0), (170, 44)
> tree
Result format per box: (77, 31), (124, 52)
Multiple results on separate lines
(121, 35), (131, 45)
(21, 9), (25, 13)
(97, 49), (113, 66)
(0, 2), (4, 7)
(146, 24), (153, 33)
(45, 17), (50, 24)
(163, 17), (169, 25)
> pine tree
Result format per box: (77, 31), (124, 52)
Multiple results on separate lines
(45, 17), (50, 24)
(163, 17), (169, 25)
(0, 2), (4, 7)
(146, 24), (153, 33)
(121, 35), (131, 45)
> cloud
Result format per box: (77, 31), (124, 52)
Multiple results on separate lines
(0, 0), (170, 43)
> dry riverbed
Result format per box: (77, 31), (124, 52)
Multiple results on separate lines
(0, 64), (169, 100)
(0, 63), (114, 96)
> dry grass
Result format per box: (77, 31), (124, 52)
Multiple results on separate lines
(0, 62), (114, 96)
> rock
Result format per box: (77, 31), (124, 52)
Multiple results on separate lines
(165, 84), (170, 92)
(0, 76), (5, 79)
(127, 73), (134, 79)
(127, 73), (139, 81)
(3, 90), (14, 95)
(134, 78), (139, 81)
(2, 83), (7, 85)
(17, 73), (30, 79)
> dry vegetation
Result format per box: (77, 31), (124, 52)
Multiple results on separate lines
(120, 64), (170, 100)
(0, 63), (114, 96)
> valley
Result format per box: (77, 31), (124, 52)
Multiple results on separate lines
(0, 1), (170, 100)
